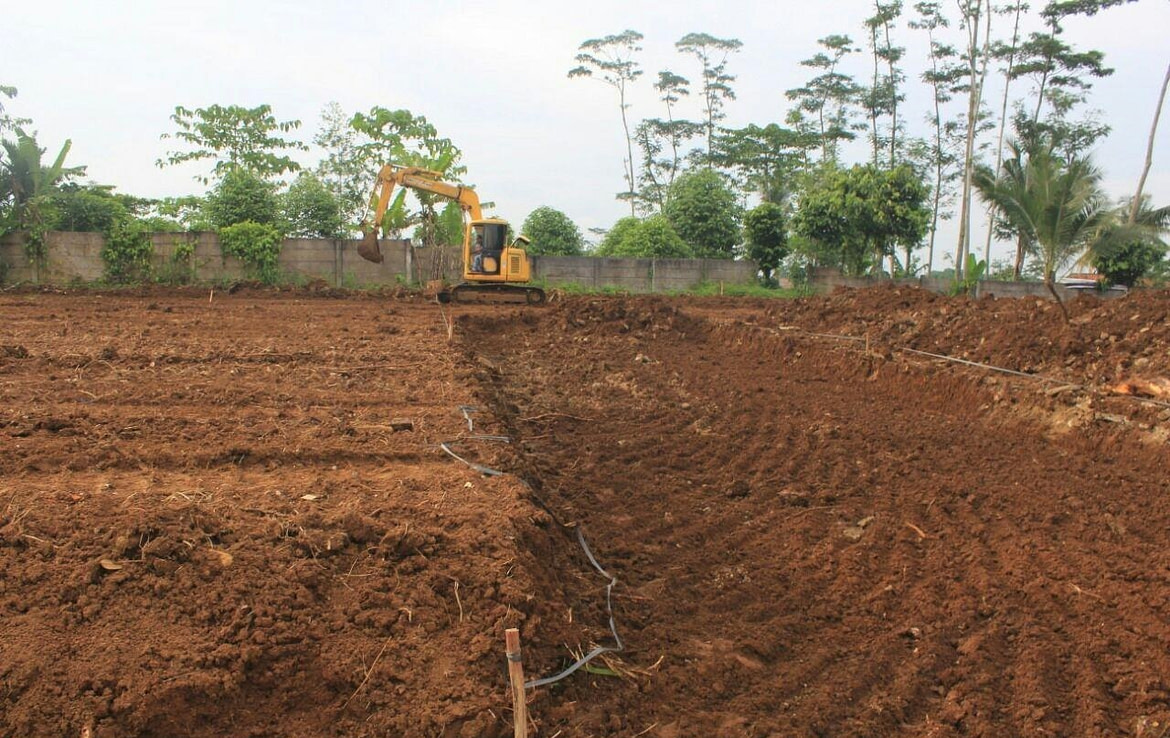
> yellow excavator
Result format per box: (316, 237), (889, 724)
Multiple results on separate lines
(358, 164), (546, 304)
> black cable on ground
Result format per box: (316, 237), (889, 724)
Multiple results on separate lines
(438, 405), (624, 690)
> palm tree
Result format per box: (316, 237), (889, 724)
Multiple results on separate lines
(974, 139), (1111, 320)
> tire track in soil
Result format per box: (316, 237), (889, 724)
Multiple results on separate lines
(459, 297), (1170, 738)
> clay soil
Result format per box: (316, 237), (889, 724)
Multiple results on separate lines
(2, 286), (1169, 737)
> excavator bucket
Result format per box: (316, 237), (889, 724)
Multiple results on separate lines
(358, 230), (384, 264)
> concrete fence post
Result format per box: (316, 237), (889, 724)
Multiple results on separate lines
(333, 239), (342, 288)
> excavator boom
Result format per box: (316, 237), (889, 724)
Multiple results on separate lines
(359, 165), (482, 263)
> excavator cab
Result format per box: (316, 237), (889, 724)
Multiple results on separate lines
(469, 221), (508, 275)
(463, 218), (532, 289)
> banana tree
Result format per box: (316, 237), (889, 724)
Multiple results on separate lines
(0, 129), (86, 246)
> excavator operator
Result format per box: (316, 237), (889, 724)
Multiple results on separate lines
(472, 233), (485, 273)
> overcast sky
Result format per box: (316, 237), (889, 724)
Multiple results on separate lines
(4, 0), (1168, 270)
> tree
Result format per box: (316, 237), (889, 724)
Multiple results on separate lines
(48, 185), (130, 232)
(663, 169), (742, 258)
(158, 104), (307, 183)
(349, 107), (466, 248)
(980, 0), (1029, 268)
(743, 202), (789, 283)
(909, 1), (965, 274)
(975, 142), (1111, 318)
(596, 216), (641, 254)
(569, 30), (644, 216)
(714, 123), (814, 204)
(0, 130), (85, 258)
(634, 71), (703, 211)
(595, 215), (692, 258)
(205, 168), (278, 229)
(314, 102), (369, 230)
(862, 2), (906, 166)
(1129, 63), (1170, 225)
(786, 35), (861, 163)
(793, 164), (930, 276)
(280, 172), (344, 238)
(0, 85), (30, 136)
(953, 0), (994, 279)
(1087, 198), (1169, 286)
(675, 33), (743, 160)
(521, 207), (584, 256)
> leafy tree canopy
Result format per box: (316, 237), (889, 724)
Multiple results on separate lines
(158, 104), (307, 184)
(793, 163), (929, 275)
(663, 169), (742, 258)
(743, 202), (789, 281)
(350, 107), (465, 247)
(521, 206), (585, 256)
(596, 215), (692, 258)
(280, 172), (344, 238)
(205, 168), (278, 230)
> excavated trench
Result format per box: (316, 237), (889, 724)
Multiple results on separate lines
(458, 296), (1170, 738)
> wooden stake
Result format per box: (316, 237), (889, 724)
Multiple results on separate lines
(505, 628), (528, 738)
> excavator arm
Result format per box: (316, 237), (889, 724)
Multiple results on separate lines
(358, 164), (483, 263)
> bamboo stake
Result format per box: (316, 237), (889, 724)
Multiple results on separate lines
(505, 628), (528, 738)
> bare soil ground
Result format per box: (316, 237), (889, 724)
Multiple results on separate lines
(2, 286), (1168, 737)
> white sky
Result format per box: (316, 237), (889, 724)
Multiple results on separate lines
(4, 0), (1168, 270)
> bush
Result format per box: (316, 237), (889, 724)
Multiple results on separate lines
(206, 169), (278, 229)
(596, 215), (692, 258)
(219, 221), (283, 282)
(280, 172), (344, 238)
(521, 206), (584, 256)
(743, 202), (788, 283)
(50, 187), (129, 232)
(663, 169), (742, 258)
(596, 217), (641, 256)
(101, 218), (154, 284)
(1091, 239), (1167, 288)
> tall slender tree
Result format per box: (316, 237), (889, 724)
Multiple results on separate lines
(983, 1), (1028, 272)
(863, 2), (906, 166)
(910, 1), (965, 274)
(634, 71), (702, 211)
(569, 30), (645, 216)
(675, 33), (744, 162)
(953, 0), (994, 279)
(1038, 0), (1161, 225)
(1130, 63), (1170, 226)
(786, 35), (861, 163)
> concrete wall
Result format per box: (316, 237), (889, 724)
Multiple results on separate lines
(0, 231), (413, 286)
(0, 233), (1136, 302)
(0, 231), (758, 292)
(806, 267), (1130, 302)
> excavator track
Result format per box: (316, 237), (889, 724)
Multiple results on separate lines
(437, 283), (547, 306)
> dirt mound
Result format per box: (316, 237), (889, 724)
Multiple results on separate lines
(462, 293), (1170, 736)
(768, 284), (1170, 386)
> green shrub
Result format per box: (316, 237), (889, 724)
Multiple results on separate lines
(156, 235), (197, 285)
(101, 218), (154, 284)
(595, 215), (692, 258)
(206, 169), (278, 229)
(219, 220), (282, 283)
